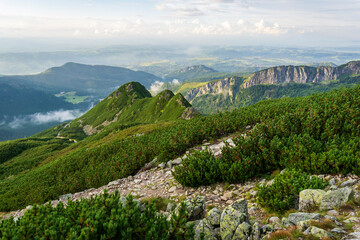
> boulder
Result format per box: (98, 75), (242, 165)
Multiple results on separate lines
(288, 213), (321, 225)
(232, 222), (252, 240)
(299, 189), (326, 211)
(304, 226), (335, 239)
(341, 179), (357, 187)
(207, 208), (222, 226)
(296, 220), (314, 231)
(220, 199), (249, 240)
(268, 216), (280, 224)
(320, 187), (354, 210)
(251, 222), (261, 240)
(172, 158), (182, 165)
(194, 219), (217, 240)
(178, 195), (206, 221)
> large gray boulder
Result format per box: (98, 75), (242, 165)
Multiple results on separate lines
(304, 226), (335, 239)
(194, 219), (217, 240)
(232, 222), (252, 240)
(207, 207), (222, 226)
(220, 199), (249, 240)
(299, 189), (326, 211)
(320, 187), (354, 210)
(177, 195), (206, 221)
(251, 222), (261, 240)
(288, 213), (321, 225)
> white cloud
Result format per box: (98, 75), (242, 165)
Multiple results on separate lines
(7, 109), (86, 129)
(150, 81), (165, 95)
(254, 20), (287, 35)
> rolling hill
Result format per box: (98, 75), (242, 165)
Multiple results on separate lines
(0, 62), (162, 97)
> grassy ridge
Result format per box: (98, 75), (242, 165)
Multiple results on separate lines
(1, 86), (359, 212)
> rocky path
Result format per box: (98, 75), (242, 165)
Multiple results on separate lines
(5, 134), (360, 239)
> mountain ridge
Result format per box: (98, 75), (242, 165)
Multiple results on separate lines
(243, 60), (360, 88)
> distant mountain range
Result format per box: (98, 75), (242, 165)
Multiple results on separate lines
(165, 65), (217, 81)
(178, 60), (360, 114)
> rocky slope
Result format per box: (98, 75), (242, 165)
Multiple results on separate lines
(6, 132), (360, 240)
(243, 60), (360, 88)
(184, 77), (242, 102)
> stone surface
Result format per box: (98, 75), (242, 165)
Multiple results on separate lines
(288, 213), (321, 225)
(220, 199), (249, 240)
(341, 179), (357, 187)
(327, 210), (339, 216)
(179, 195), (206, 221)
(299, 189), (326, 211)
(304, 226), (335, 239)
(331, 228), (347, 234)
(329, 178), (336, 186)
(268, 216), (280, 224)
(207, 208), (222, 226)
(232, 222), (252, 240)
(251, 222), (261, 240)
(194, 219), (217, 240)
(320, 187), (354, 210)
(168, 186), (177, 193)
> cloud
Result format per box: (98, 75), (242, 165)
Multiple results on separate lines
(7, 109), (87, 129)
(150, 81), (165, 95)
(149, 79), (181, 95)
(254, 20), (287, 35)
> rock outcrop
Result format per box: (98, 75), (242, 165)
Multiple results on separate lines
(243, 60), (360, 88)
(184, 77), (242, 102)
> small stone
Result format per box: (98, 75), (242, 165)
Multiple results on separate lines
(166, 203), (176, 213)
(168, 186), (177, 193)
(329, 178), (336, 186)
(226, 200), (233, 204)
(261, 225), (273, 234)
(223, 192), (233, 199)
(172, 158), (182, 165)
(331, 228), (347, 234)
(327, 210), (339, 216)
(159, 162), (166, 169)
(341, 179), (357, 187)
(107, 180), (119, 186)
(134, 179), (142, 184)
(344, 217), (360, 223)
(220, 196), (228, 201)
(166, 161), (173, 169)
(325, 215), (337, 221)
(59, 193), (73, 201)
(268, 216), (280, 224)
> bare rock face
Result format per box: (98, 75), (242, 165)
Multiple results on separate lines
(184, 77), (241, 102)
(243, 61), (360, 89)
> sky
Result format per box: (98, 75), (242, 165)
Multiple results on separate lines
(0, 0), (359, 49)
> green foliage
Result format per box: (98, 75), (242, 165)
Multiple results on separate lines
(173, 150), (221, 187)
(1, 86), (360, 213)
(42, 82), (197, 141)
(173, 86), (360, 191)
(0, 191), (194, 239)
(257, 169), (328, 213)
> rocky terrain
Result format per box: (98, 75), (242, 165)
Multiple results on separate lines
(243, 61), (360, 88)
(184, 77), (242, 102)
(5, 132), (360, 240)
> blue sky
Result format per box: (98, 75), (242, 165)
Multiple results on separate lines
(0, 0), (359, 48)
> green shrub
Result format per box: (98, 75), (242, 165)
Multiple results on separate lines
(257, 169), (328, 213)
(0, 191), (194, 240)
(173, 149), (221, 187)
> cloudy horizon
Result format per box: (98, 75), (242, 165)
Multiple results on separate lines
(0, 0), (359, 51)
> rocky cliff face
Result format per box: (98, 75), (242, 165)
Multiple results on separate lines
(243, 60), (360, 88)
(184, 77), (242, 102)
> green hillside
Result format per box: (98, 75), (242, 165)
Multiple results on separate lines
(0, 82), (72, 118)
(0, 85), (359, 212)
(35, 82), (198, 141)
